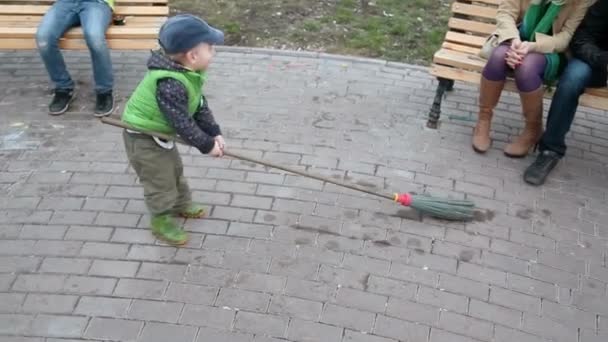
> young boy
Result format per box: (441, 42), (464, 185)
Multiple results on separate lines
(121, 14), (226, 245)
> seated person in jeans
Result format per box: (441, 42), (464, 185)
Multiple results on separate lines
(524, 0), (608, 185)
(36, 0), (115, 116)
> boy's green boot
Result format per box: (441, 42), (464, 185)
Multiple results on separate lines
(151, 215), (188, 246)
(177, 203), (206, 219)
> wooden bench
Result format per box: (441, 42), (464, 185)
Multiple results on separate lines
(427, 0), (608, 128)
(0, 0), (168, 50)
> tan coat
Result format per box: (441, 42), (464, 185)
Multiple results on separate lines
(495, 0), (594, 54)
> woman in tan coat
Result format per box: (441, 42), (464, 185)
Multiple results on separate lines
(473, 0), (592, 157)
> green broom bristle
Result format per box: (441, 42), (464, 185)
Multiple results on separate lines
(410, 195), (475, 221)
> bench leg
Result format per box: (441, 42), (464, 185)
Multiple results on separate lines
(446, 79), (455, 92)
(426, 77), (453, 129)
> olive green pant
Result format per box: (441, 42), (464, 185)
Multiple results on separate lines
(123, 130), (191, 216)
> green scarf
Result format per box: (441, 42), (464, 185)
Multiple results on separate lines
(520, 0), (566, 83)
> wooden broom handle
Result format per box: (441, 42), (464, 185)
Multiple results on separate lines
(100, 116), (395, 201)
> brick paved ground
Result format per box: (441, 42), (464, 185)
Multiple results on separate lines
(0, 47), (607, 342)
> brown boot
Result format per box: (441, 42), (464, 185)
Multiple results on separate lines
(472, 76), (505, 153)
(504, 87), (544, 158)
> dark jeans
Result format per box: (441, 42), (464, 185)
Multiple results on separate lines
(36, 0), (113, 94)
(539, 58), (594, 156)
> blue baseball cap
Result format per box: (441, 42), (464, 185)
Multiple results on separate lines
(159, 14), (224, 54)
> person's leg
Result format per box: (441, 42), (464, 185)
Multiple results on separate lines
(171, 149), (206, 218)
(79, 0), (114, 115)
(123, 132), (188, 245)
(504, 52), (546, 157)
(36, 0), (80, 114)
(473, 44), (509, 153)
(540, 58), (593, 155)
(524, 58), (593, 185)
(79, 1), (113, 94)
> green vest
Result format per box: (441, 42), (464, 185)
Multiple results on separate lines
(105, 0), (115, 10)
(122, 69), (206, 135)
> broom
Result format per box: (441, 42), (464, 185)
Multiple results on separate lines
(100, 117), (476, 221)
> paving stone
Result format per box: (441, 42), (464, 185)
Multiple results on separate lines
(386, 297), (439, 326)
(417, 286), (468, 314)
(430, 328), (483, 342)
(234, 311), (289, 337)
(343, 330), (399, 342)
(374, 315), (431, 341)
(12, 274), (66, 293)
(114, 278), (167, 300)
(137, 262), (187, 281)
(490, 286), (541, 314)
(0, 256), (41, 273)
(216, 288), (271, 312)
(334, 287), (387, 313)
(165, 282), (218, 305)
(0, 314), (33, 335)
(64, 226), (113, 241)
(321, 304), (375, 331)
(0, 293), (25, 313)
(128, 299), (184, 323)
(111, 228), (156, 244)
(366, 275), (417, 300)
(268, 295), (323, 321)
(29, 315), (88, 338)
(284, 277), (334, 302)
(234, 271), (286, 293)
(85, 317), (143, 341)
(63, 275), (117, 295)
(19, 225), (67, 240)
(180, 304), (236, 329)
(80, 242), (129, 259)
(523, 313), (578, 342)
(493, 326), (546, 342)
(184, 265), (236, 287)
(127, 245), (176, 262)
(389, 262), (438, 287)
(22, 294), (78, 314)
(74, 296), (131, 318)
(438, 311), (493, 341)
(89, 260), (140, 278)
(287, 318), (344, 342)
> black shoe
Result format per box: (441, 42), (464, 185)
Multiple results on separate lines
(48, 89), (75, 115)
(524, 150), (561, 186)
(94, 92), (114, 117)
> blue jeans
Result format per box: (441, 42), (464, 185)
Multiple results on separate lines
(539, 58), (593, 156)
(36, 0), (113, 94)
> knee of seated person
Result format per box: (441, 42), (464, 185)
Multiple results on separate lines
(559, 60), (592, 88)
(84, 32), (108, 51)
(35, 29), (55, 50)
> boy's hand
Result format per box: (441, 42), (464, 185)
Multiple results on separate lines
(214, 135), (226, 151)
(209, 141), (224, 157)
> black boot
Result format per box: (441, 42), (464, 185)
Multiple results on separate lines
(48, 89), (75, 115)
(94, 91), (114, 117)
(524, 150), (561, 186)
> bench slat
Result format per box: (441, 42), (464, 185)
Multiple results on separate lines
(459, 0), (501, 6)
(442, 42), (482, 55)
(452, 3), (498, 20)
(445, 31), (486, 48)
(0, 26), (159, 39)
(448, 17), (495, 36)
(434, 48), (485, 71)
(0, 4), (169, 16)
(0, 0), (167, 3)
(0, 37), (157, 49)
(0, 15), (166, 27)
